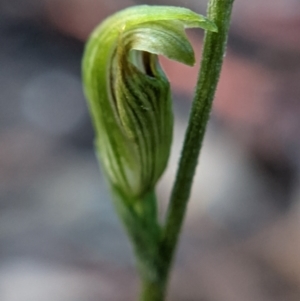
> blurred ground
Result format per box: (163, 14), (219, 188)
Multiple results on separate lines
(0, 0), (300, 300)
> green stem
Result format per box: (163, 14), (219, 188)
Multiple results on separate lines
(139, 277), (166, 301)
(112, 188), (166, 300)
(159, 0), (235, 294)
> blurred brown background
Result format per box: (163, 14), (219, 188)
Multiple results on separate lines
(1, 0), (300, 300)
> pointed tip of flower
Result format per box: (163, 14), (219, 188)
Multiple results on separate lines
(192, 16), (218, 33)
(207, 20), (218, 32)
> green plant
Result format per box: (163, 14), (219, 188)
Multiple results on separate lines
(82, 1), (234, 300)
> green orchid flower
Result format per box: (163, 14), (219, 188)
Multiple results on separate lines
(82, 5), (217, 200)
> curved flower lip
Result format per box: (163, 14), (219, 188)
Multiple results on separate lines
(82, 5), (217, 199)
